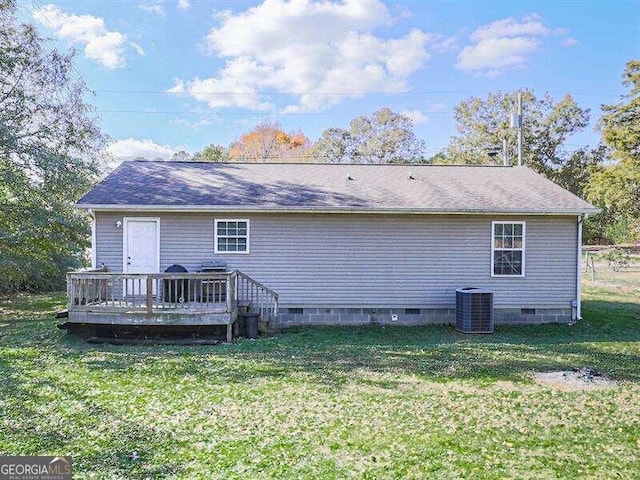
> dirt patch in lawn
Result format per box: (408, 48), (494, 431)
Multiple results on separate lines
(534, 367), (618, 390)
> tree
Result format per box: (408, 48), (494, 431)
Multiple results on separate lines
(313, 108), (427, 163)
(446, 91), (593, 180)
(556, 145), (609, 197)
(427, 151), (449, 164)
(445, 90), (616, 244)
(0, 0), (105, 292)
(193, 144), (229, 162)
(599, 60), (640, 164)
(171, 150), (192, 162)
(585, 61), (640, 244)
(228, 120), (311, 162)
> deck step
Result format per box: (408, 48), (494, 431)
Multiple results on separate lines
(86, 337), (221, 346)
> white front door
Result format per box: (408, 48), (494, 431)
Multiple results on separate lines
(124, 218), (159, 295)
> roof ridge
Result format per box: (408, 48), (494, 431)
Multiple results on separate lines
(126, 160), (515, 167)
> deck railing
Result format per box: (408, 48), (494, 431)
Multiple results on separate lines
(236, 271), (279, 327)
(67, 271), (236, 315)
(67, 269), (279, 328)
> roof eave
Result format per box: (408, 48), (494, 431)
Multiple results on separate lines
(77, 203), (600, 216)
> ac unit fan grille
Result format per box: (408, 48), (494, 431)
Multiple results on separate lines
(456, 288), (494, 333)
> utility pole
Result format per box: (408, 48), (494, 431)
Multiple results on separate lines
(517, 91), (523, 166)
(510, 91), (523, 166)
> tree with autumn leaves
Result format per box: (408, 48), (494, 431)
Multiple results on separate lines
(226, 121), (311, 163)
(203, 109), (428, 164)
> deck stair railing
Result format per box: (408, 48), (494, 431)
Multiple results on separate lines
(235, 271), (279, 329)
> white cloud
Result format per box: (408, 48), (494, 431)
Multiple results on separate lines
(430, 35), (458, 53)
(83, 32), (128, 68)
(400, 110), (428, 125)
(104, 139), (179, 171)
(33, 5), (142, 68)
(470, 16), (549, 42)
(139, 1), (165, 16)
(169, 0), (433, 112)
(131, 42), (146, 56)
(108, 138), (177, 160)
(177, 0), (191, 9)
(458, 37), (540, 74)
(456, 16), (550, 77)
(168, 75), (273, 111)
(562, 37), (580, 47)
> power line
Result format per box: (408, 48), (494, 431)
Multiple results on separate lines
(92, 88), (622, 98)
(29, 0), (431, 3)
(96, 109), (455, 115)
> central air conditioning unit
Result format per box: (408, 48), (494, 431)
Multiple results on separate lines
(456, 287), (494, 333)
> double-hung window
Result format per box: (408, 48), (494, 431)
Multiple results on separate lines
(214, 219), (249, 254)
(491, 221), (525, 277)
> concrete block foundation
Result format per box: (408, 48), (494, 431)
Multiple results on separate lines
(278, 306), (573, 327)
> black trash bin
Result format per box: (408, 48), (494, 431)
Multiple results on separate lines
(163, 264), (188, 303)
(244, 313), (259, 339)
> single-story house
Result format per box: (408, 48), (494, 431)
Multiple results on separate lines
(67, 160), (597, 333)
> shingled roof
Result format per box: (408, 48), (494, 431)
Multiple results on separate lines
(78, 161), (598, 215)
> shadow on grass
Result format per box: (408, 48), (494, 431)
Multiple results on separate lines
(2, 297), (639, 392)
(2, 290), (637, 479)
(0, 292), (66, 319)
(0, 352), (185, 477)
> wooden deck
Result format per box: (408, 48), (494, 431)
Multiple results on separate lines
(67, 270), (278, 342)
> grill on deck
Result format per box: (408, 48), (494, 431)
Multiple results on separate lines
(200, 261), (227, 273)
(199, 261), (228, 302)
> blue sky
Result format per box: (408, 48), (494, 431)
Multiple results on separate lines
(21, 0), (640, 161)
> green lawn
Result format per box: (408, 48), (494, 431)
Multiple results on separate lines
(1, 287), (639, 479)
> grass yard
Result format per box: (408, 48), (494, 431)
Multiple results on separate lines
(1, 286), (639, 479)
(583, 250), (640, 290)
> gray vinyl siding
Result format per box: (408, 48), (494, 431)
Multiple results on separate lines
(94, 212), (578, 310)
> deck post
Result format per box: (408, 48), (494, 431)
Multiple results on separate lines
(271, 296), (279, 331)
(146, 276), (153, 315)
(66, 274), (73, 310)
(227, 273), (236, 343)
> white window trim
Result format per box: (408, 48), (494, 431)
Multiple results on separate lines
(122, 217), (161, 273)
(214, 219), (250, 255)
(491, 221), (526, 278)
